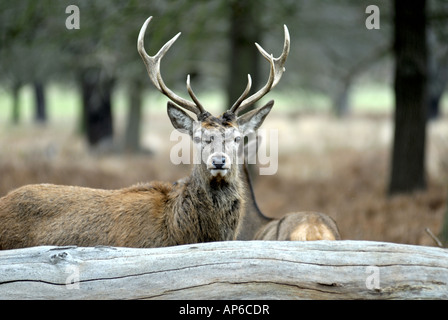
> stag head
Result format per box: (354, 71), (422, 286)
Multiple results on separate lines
(138, 16), (289, 180)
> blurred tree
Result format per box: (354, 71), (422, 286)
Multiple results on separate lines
(226, 0), (261, 110)
(427, 36), (448, 120)
(115, 2), (161, 153)
(34, 82), (47, 123)
(427, 0), (448, 120)
(79, 67), (115, 149)
(66, 1), (120, 149)
(275, 0), (393, 116)
(388, 0), (428, 195)
(125, 79), (143, 152)
(11, 81), (21, 124)
(440, 193), (448, 246)
(0, 0), (57, 124)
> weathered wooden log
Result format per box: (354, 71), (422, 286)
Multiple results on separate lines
(0, 240), (447, 300)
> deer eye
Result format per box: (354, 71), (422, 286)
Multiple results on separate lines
(205, 135), (215, 144)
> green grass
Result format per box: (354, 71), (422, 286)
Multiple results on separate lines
(437, 92), (448, 115)
(351, 84), (393, 112)
(0, 84), (80, 124)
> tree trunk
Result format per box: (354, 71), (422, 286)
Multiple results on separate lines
(124, 79), (143, 152)
(34, 81), (47, 124)
(227, 1), (260, 111)
(79, 68), (115, 149)
(427, 27), (448, 120)
(427, 53), (448, 120)
(439, 191), (448, 246)
(332, 78), (351, 118)
(389, 0), (428, 195)
(1, 241), (447, 300)
(11, 81), (21, 125)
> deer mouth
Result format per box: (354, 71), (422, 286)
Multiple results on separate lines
(209, 168), (229, 177)
(207, 153), (231, 177)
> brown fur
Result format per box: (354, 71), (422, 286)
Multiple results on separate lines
(0, 166), (245, 249)
(253, 211), (341, 241)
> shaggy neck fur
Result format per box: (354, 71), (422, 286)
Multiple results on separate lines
(168, 164), (245, 245)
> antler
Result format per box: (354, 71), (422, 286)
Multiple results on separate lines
(137, 16), (206, 116)
(230, 25), (290, 115)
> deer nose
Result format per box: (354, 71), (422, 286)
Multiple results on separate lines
(211, 156), (226, 169)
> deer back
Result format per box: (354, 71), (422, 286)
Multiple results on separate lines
(254, 211), (341, 241)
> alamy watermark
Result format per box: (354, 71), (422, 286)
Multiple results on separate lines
(365, 266), (380, 290)
(169, 128), (279, 175)
(65, 5), (80, 30)
(65, 5), (380, 31)
(365, 5), (380, 30)
(65, 265), (80, 290)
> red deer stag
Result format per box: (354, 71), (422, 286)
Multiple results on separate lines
(0, 16), (289, 249)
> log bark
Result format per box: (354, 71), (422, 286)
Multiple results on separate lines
(0, 240), (447, 300)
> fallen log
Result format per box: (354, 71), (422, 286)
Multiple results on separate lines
(0, 240), (447, 300)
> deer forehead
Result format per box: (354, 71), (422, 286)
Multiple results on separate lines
(194, 114), (240, 136)
(193, 125), (240, 140)
(202, 112), (237, 128)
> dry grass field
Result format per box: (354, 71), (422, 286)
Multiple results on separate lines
(0, 111), (447, 246)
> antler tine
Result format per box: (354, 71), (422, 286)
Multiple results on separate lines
(232, 25), (290, 115)
(137, 16), (204, 116)
(186, 75), (206, 114)
(230, 74), (252, 113)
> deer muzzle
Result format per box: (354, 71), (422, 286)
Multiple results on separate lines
(207, 153), (231, 177)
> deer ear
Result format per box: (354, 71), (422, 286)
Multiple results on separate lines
(237, 100), (274, 133)
(167, 101), (195, 135)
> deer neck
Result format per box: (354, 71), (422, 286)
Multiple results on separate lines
(236, 163), (272, 240)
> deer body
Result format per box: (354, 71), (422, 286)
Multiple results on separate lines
(0, 16), (290, 250)
(0, 171), (244, 249)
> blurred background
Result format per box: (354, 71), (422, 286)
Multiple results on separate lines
(0, 0), (447, 246)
